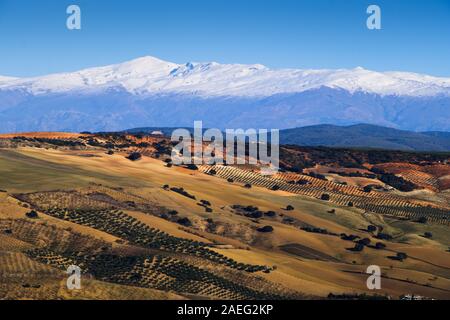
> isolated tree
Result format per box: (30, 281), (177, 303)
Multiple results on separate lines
(375, 242), (386, 250)
(250, 211), (263, 219)
(200, 200), (211, 206)
(186, 164), (198, 170)
(376, 233), (393, 241)
(358, 238), (371, 246)
(265, 211), (276, 217)
(127, 152), (142, 161)
(177, 217), (192, 227)
(321, 193), (330, 201)
(416, 216), (428, 224)
(26, 210), (39, 219)
(257, 226), (274, 233)
(353, 243), (365, 252)
(396, 252), (408, 261)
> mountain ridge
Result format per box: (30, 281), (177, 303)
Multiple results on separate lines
(0, 56), (449, 133)
(280, 124), (450, 152)
(122, 123), (450, 152)
(2, 55), (450, 97)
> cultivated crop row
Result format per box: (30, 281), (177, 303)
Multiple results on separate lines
(200, 165), (449, 224)
(42, 207), (269, 273)
(27, 248), (286, 300)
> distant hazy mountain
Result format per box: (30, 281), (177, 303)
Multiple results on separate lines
(280, 124), (450, 152)
(1, 56), (450, 133)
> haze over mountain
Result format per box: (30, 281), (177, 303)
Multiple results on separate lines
(280, 124), (450, 152)
(0, 56), (449, 133)
(123, 124), (450, 152)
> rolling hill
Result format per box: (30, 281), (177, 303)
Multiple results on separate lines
(0, 132), (449, 300)
(122, 124), (450, 152)
(279, 124), (450, 151)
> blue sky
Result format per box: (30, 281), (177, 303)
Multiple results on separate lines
(0, 0), (449, 77)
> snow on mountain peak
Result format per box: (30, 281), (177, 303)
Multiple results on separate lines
(113, 56), (178, 74)
(0, 76), (18, 83)
(0, 55), (449, 97)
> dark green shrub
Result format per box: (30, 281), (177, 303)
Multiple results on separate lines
(396, 252), (408, 261)
(321, 194), (330, 201)
(26, 210), (39, 219)
(127, 152), (142, 161)
(257, 226), (274, 233)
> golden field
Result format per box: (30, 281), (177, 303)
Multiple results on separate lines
(0, 134), (449, 300)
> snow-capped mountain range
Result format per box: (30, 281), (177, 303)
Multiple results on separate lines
(2, 56), (450, 97)
(0, 56), (449, 133)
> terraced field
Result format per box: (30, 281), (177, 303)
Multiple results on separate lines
(27, 249), (286, 300)
(374, 163), (450, 192)
(199, 165), (450, 224)
(0, 201), (293, 299)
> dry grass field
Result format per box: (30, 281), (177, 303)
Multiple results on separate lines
(0, 134), (449, 300)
